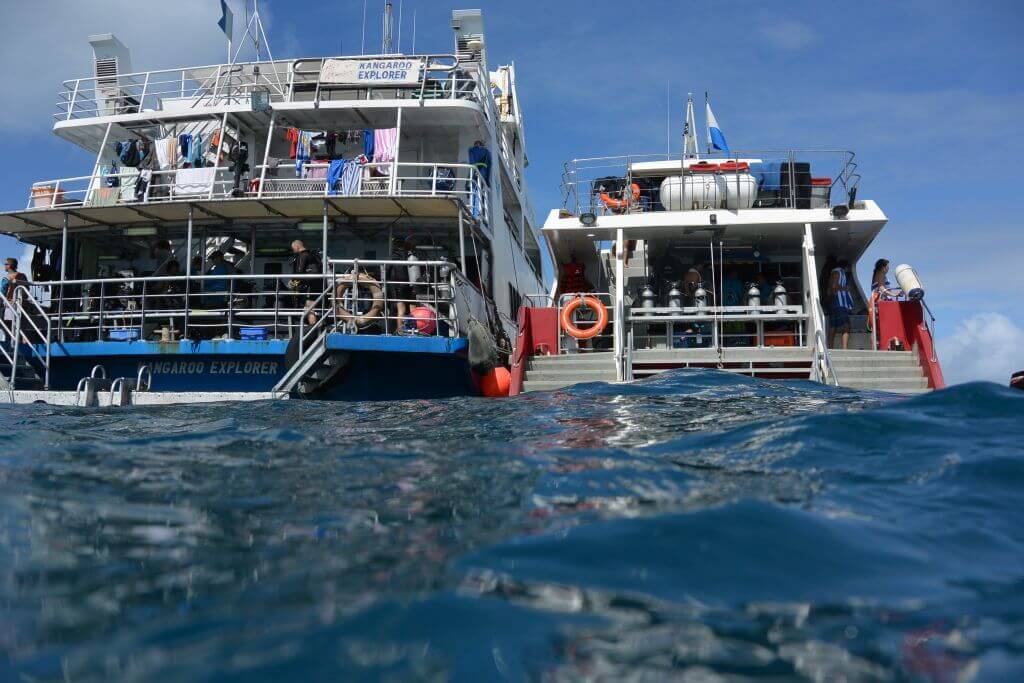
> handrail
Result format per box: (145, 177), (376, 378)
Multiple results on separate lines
(813, 328), (839, 386)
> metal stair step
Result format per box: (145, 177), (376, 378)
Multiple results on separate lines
(524, 369), (617, 382)
(840, 377), (930, 393)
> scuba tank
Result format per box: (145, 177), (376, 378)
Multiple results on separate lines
(772, 281), (788, 310)
(693, 282), (708, 313)
(406, 252), (422, 285)
(746, 283), (761, 309)
(639, 284), (657, 309)
(667, 281), (683, 310)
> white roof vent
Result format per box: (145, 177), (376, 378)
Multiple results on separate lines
(88, 34), (132, 82)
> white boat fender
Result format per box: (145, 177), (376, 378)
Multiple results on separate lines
(893, 264), (925, 301)
(467, 318), (498, 374)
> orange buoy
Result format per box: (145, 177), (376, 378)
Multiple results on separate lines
(410, 306), (437, 334)
(481, 367), (511, 397)
(560, 296), (609, 340)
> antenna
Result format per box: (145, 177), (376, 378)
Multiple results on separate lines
(411, 9), (417, 53)
(666, 82), (670, 157)
(397, 0), (404, 53)
(361, 0), (368, 54)
(382, 2), (394, 53)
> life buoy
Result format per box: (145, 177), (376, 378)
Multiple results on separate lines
(335, 273), (384, 328)
(600, 183), (640, 213)
(560, 295), (609, 340)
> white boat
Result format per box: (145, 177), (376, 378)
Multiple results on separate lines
(0, 7), (545, 405)
(512, 97), (944, 395)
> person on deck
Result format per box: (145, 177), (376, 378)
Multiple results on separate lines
(204, 251), (232, 312)
(2, 258), (28, 344)
(871, 259), (901, 301)
(291, 240), (322, 325)
(829, 259), (855, 350)
(468, 140), (491, 185)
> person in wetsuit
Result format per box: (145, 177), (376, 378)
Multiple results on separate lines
(291, 240), (322, 325)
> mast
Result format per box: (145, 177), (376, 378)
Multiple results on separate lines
(382, 2), (394, 53)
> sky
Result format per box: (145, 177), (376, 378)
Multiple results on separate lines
(0, 0), (1021, 384)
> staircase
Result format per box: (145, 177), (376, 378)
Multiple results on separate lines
(0, 354), (44, 390)
(520, 352), (617, 392)
(830, 349), (930, 394)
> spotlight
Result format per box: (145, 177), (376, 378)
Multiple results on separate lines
(830, 205), (850, 219)
(709, 213), (717, 225)
(579, 212), (597, 227)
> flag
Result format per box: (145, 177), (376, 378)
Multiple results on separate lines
(705, 97), (730, 155)
(218, 0), (233, 39)
(683, 94), (699, 158)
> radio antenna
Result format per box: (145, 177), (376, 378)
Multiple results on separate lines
(361, 0), (368, 54)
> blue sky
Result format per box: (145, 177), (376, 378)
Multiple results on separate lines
(1, 0), (1021, 383)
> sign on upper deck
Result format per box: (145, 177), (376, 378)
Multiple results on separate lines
(320, 58), (424, 85)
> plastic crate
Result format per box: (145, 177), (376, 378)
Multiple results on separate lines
(108, 328), (140, 341)
(239, 326), (268, 340)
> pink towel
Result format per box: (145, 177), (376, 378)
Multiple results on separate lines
(373, 128), (398, 164)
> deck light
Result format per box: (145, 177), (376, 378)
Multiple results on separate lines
(830, 205), (849, 219)
(297, 221), (328, 232)
(579, 212), (597, 227)
(709, 213), (717, 225)
(123, 226), (157, 236)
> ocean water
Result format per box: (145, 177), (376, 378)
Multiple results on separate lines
(1, 371), (1022, 682)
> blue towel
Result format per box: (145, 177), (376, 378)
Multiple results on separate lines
(327, 159), (346, 196)
(363, 129), (375, 160)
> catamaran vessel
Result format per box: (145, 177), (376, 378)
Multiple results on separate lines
(0, 7), (544, 405)
(511, 96), (944, 395)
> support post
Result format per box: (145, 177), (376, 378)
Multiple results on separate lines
(185, 205), (194, 337)
(209, 111), (231, 199)
(321, 199), (329, 268)
(614, 228), (625, 382)
(389, 107), (402, 195)
(85, 122), (113, 206)
(257, 110), (277, 199)
(458, 209), (467, 273)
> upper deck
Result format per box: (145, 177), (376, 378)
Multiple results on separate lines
(54, 54), (500, 150)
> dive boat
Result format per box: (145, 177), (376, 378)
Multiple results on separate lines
(511, 96), (944, 395)
(0, 7), (544, 405)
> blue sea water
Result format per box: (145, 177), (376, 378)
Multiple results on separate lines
(1, 370), (1022, 681)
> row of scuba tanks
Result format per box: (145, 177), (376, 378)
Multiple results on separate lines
(636, 280), (789, 311)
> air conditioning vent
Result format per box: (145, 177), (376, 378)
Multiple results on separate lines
(95, 57), (118, 87)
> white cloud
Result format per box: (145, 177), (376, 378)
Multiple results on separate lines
(937, 312), (1024, 385)
(0, 0), (252, 132)
(757, 20), (819, 51)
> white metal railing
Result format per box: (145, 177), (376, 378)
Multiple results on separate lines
(26, 161), (489, 225)
(55, 54), (493, 122)
(629, 304), (808, 350)
(0, 287), (53, 390)
(561, 150), (860, 216)
(28, 259), (483, 347)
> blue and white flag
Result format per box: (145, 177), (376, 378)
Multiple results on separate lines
(218, 0), (233, 39)
(705, 98), (730, 155)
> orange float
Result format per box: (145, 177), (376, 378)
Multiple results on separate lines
(600, 183), (640, 213)
(560, 296), (609, 340)
(481, 366), (511, 397)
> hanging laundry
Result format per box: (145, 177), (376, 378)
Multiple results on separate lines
(363, 129), (375, 160)
(373, 128), (398, 164)
(154, 137), (172, 170)
(303, 164), (328, 180)
(190, 133), (204, 167)
(325, 132), (338, 159)
(339, 159), (362, 196)
(327, 159), (345, 195)
(119, 167), (140, 202)
(104, 164), (120, 188)
(136, 169), (152, 202)
(286, 128), (299, 159)
(178, 134), (192, 162)
(295, 130), (320, 174)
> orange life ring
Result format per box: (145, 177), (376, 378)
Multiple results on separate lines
(560, 296), (609, 340)
(600, 183), (640, 213)
(335, 273), (384, 328)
